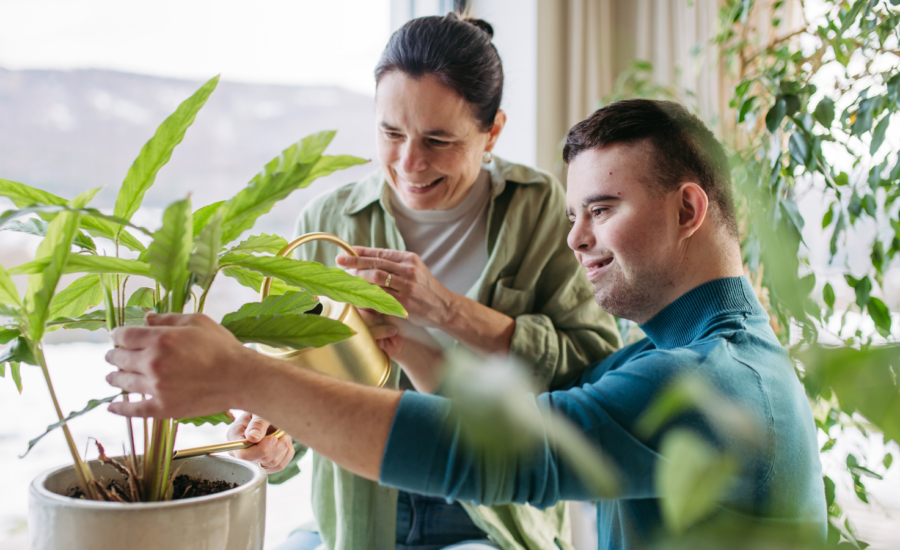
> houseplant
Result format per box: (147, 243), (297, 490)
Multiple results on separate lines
(0, 75), (404, 548)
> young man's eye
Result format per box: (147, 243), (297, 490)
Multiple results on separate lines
(591, 208), (608, 217)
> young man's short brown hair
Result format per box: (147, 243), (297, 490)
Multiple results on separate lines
(563, 99), (738, 240)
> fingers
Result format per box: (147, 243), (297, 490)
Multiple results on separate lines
(245, 415), (271, 443)
(352, 246), (410, 262)
(105, 348), (146, 372)
(227, 412), (252, 442)
(369, 324), (399, 340)
(145, 312), (208, 327)
(105, 370), (154, 394)
(337, 255), (404, 275)
(108, 398), (161, 418)
(260, 437), (294, 471)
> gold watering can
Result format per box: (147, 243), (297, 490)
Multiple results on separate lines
(173, 233), (392, 460)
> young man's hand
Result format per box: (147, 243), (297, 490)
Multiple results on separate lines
(105, 312), (255, 419)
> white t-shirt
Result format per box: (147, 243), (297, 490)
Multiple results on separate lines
(388, 169), (491, 349)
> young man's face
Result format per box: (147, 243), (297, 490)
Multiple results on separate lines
(566, 143), (682, 323)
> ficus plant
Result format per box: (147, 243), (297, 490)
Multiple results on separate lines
(717, 0), (899, 547)
(0, 75), (405, 502)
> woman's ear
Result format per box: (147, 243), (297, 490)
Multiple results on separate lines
(485, 109), (507, 151)
(677, 182), (709, 239)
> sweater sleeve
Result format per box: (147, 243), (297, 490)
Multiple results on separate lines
(379, 351), (679, 507)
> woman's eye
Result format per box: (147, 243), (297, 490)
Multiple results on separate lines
(385, 132), (404, 140)
(427, 138), (450, 147)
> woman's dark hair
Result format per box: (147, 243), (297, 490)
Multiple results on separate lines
(563, 99), (739, 240)
(375, 13), (503, 132)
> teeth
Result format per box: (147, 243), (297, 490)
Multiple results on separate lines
(407, 177), (441, 189)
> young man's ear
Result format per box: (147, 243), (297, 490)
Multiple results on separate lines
(677, 182), (709, 238)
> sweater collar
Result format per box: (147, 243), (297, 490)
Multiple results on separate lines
(340, 156), (547, 215)
(639, 276), (766, 350)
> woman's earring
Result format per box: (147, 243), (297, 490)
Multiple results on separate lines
(482, 151), (493, 164)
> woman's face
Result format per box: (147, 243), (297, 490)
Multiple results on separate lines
(375, 71), (504, 211)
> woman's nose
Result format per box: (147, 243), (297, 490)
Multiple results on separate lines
(567, 216), (595, 252)
(400, 141), (428, 174)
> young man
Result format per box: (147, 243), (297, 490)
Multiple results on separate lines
(105, 100), (826, 549)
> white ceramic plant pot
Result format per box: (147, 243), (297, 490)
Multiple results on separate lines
(28, 455), (266, 550)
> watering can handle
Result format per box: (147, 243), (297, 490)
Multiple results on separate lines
(260, 232), (359, 299)
(173, 234), (358, 461)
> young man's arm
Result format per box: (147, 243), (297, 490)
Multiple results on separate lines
(105, 311), (666, 504)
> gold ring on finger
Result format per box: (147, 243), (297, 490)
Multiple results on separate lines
(384, 273), (392, 289)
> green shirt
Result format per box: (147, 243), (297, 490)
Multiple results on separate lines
(270, 157), (622, 550)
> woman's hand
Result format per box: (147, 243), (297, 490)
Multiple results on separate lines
(357, 308), (446, 393)
(337, 247), (454, 328)
(227, 412), (295, 473)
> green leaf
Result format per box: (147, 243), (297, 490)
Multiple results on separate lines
(218, 131), (367, 244)
(853, 276), (872, 309)
(12, 255), (153, 277)
(148, 198), (193, 311)
(126, 287), (156, 308)
(765, 99), (787, 132)
(191, 201), (225, 237)
(815, 97), (836, 127)
(824, 475), (836, 508)
(219, 253), (406, 317)
(114, 75), (219, 226)
(3, 219), (96, 251)
(738, 95), (757, 123)
(884, 453), (893, 470)
(49, 307), (147, 331)
(789, 131), (811, 167)
(178, 411), (235, 427)
(852, 98), (877, 137)
(0, 328), (20, 344)
(23, 209), (82, 341)
(868, 297), (891, 336)
(226, 234), (289, 256)
(188, 212), (222, 290)
(0, 178), (66, 207)
(20, 394), (121, 457)
(0, 336), (37, 366)
(0, 263), (21, 307)
(0, 203), (149, 251)
(783, 95), (801, 117)
(657, 429), (737, 533)
(223, 313), (354, 349)
(9, 362), (21, 393)
(824, 283), (835, 309)
(835, 172), (849, 186)
(798, 344), (900, 444)
(870, 115), (890, 156)
(47, 275), (103, 322)
(822, 206), (835, 229)
(222, 291), (318, 325)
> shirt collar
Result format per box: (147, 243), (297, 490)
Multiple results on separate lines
(638, 276), (767, 350)
(341, 156), (548, 215)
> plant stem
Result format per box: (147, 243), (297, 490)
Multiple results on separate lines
(33, 343), (98, 500)
(158, 420), (178, 500)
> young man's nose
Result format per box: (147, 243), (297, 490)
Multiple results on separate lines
(567, 216), (596, 253)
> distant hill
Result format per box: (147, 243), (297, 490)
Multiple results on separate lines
(0, 67), (377, 233)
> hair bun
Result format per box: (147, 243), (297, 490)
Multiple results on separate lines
(463, 17), (494, 38)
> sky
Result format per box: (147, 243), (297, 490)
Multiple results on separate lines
(0, 0), (392, 95)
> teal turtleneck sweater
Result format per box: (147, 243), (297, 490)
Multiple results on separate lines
(379, 277), (827, 549)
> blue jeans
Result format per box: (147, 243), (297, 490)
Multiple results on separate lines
(274, 492), (497, 550)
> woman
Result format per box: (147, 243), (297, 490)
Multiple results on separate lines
(228, 13), (621, 550)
